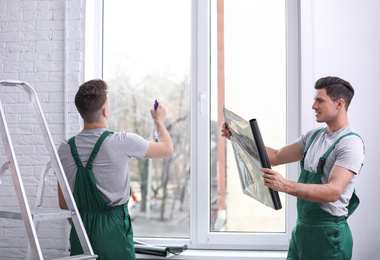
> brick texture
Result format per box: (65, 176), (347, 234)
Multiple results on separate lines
(0, 0), (84, 259)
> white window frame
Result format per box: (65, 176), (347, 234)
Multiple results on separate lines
(84, 0), (300, 251)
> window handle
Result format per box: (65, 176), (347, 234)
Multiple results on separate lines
(199, 91), (206, 115)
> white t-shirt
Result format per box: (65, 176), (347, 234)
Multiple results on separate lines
(296, 125), (365, 217)
(58, 128), (149, 206)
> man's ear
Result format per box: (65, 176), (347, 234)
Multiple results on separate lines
(102, 106), (109, 118)
(336, 98), (345, 110)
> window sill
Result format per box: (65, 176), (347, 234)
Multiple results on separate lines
(136, 249), (287, 260)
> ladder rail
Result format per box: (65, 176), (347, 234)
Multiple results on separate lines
(0, 80), (96, 259)
(0, 98), (43, 259)
(35, 161), (53, 208)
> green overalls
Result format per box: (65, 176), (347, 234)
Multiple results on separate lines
(287, 129), (360, 260)
(68, 130), (136, 260)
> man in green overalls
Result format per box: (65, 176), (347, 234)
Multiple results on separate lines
(222, 76), (365, 259)
(57, 79), (173, 259)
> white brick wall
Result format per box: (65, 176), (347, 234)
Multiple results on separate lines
(0, 0), (84, 259)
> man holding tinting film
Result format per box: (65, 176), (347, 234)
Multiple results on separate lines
(222, 76), (364, 260)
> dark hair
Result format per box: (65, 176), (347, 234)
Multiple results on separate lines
(75, 79), (108, 123)
(314, 76), (354, 110)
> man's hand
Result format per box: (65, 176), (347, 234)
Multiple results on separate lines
(145, 102), (173, 159)
(261, 168), (289, 193)
(221, 122), (232, 140)
(150, 102), (167, 123)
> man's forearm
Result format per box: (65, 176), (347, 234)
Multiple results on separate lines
(265, 146), (279, 166)
(262, 166), (352, 203)
(283, 181), (342, 203)
(155, 120), (173, 157)
(265, 142), (303, 167)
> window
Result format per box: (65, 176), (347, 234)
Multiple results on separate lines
(210, 0), (287, 234)
(85, 0), (300, 250)
(102, 0), (191, 238)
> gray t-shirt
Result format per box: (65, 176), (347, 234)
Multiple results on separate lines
(296, 125), (365, 217)
(58, 128), (149, 206)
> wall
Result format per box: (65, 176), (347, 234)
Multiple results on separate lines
(300, 1), (380, 259)
(0, 0), (84, 258)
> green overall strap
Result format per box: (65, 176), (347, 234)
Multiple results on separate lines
(301, 128), (324, 168)
(316, 131), (363, 218)
(317, 132), (362, 173)
(86, 130), (113, 169)
(68, 136), (83, 168)
(68, 130), (113, 169)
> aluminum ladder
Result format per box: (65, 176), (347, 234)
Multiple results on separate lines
(0, 80), (97, 260)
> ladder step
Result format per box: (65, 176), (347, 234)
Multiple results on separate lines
(52, 254), (98, 260)
(0, 207), (72, 221)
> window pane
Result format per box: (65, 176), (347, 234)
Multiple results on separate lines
(103, 0), (191, 238)
(211, 0), (286, 233)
